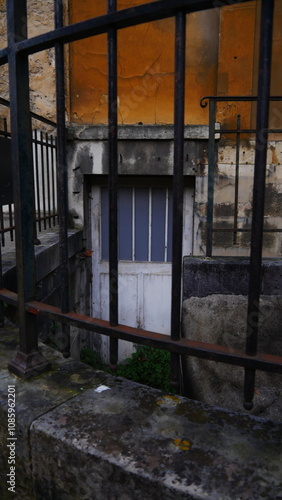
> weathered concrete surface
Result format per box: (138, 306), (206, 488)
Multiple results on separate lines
(182, 294), (282, 419)
(0, 324), (282, 499)
(67, 124), (209, 229)
(0, 322), (111, 500)
(182, 257), (282, 418)
(183, 257), (282, 298)
(30, 376), (282, 500)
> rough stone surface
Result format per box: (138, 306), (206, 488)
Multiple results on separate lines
(183, 256), (282, 299)
(0, 325), (282, 499)
(182, 294), (282, 419)
(0, 322), (111, 500)
(31, 376), (282, 500)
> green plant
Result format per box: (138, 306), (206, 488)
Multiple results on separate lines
(80, 347), (105, 370)
(80, 345), (176, 393)
(116, 345), (172, 392)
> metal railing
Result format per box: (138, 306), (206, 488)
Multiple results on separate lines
(0, 0), (281, 412)
(200, 95), (282, 257)
(0, 105), (58, 246)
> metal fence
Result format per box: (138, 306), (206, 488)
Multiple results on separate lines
(0, 102), (58, 247)
(200, 95), (282, 257)
(0, 0), (281, 412)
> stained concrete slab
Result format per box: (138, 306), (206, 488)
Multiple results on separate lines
(0, 322), (111, 500)
(1, 322), (282, 500)
(30, 377), (282, 500)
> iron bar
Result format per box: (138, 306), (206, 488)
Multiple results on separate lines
(8, 205), (13, 241)
(6, 0), (50, 378)
(244, 0), (274, 410)
(170, 9), (186, 391)
(233, 114), (241, 245)
(34, 130), (42, 233)
(55, 0), (70, 357)
(0, 206), (4, 246)
(40, 131), (47, 230)
(1, 1), (250, 60)
(200, 95), (282, 107)
(45, 133), (52, 228)
(0, 287), (281, 374)
(108, 0), (119, 367)
(206, 99), (216, 257)
(212, 228), (282, 233)
(0, 97), (56, 127)
(50, 135), (56, 226)
(0, 241), (3, 326)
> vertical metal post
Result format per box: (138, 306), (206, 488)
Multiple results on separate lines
(233, 114), (241, 245)
(206, 99), (216, 257)
(170, 10), (186, 392)
(34, 130), (42, 233)
(108, 0), (118, 368)
(55, 0), (70, 357)
(0, 242), (3, 327)
(7, 0), (50, 377)
(40, 131), (47, 230)
(244, 0), (274, 410)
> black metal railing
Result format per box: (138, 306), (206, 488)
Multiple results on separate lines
(200, 95), (282, 258)
(0, 105), (58, 246)
(0, 0), (280, 412)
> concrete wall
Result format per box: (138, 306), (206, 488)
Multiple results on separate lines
(182, 257), (282, 418)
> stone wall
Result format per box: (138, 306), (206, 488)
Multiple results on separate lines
(182, 257), (282, 419)
(0, 0), (69, 129)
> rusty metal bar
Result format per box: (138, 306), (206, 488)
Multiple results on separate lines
(108, 0), (119, 367)
(233, 114), (241, 245)
(55, 0), (70, 357)
(244, 0), (274, 410)
(0, 288), (281, 374)
(6, 0), (50, 378)
(170, 9), (186, 391)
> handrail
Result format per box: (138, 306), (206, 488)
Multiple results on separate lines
(0, 97), (56, 127)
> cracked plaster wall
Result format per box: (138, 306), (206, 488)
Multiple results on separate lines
(0, 0), (69, 130)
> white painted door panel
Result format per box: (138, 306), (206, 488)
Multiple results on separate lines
(91, 183), (193, 363)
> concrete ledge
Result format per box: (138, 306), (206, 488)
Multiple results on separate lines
(183, 256), (282, 298)
(0, 325), (282, 499)
(1, 228), (84, 297)
(67, 124), (220, 141)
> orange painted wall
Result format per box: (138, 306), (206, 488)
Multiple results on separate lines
(216, 2), (256, 131)
(69, 0), (219, 125)
(69, 0), (282, 128)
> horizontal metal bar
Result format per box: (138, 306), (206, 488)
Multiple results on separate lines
(0, 288), (281, 374)
(212, 228), (282, 233)
(0, 97), (56, 127)
(216, 128), (282, 134)
(200, 95), (282, 108)
(216, 128), (282, 135)
(0, 0), (251, 58)
(0, 47), (8, 66)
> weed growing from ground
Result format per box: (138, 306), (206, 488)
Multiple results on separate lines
(80, 345), (176, 393)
